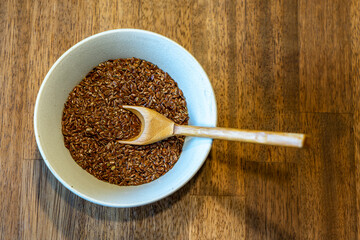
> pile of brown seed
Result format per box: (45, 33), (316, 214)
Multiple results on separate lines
(62, 58), (189, 186)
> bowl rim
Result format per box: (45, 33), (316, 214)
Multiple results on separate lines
(34, 28), (217, 207)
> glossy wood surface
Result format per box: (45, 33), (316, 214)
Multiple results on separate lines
(1, 0), (359, 239)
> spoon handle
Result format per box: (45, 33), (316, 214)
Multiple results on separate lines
(173, 125), (305, 148)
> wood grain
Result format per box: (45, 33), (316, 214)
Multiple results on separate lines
(299, 0), (352, 113)
(352, 0), (360, 239)
(245, 161), (299, 239)
(190, 195), (245, 239)
(299, 113), (356, 239)
(1, 0), (359, 239)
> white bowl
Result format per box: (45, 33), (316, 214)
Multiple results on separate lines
(34, 29), (217, 207)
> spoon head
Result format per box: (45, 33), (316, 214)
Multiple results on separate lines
(117, 105), (175, 145)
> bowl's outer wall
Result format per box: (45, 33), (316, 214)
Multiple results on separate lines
(34, 29), (217, 207)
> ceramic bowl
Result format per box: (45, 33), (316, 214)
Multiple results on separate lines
(34, 29), (217, 207)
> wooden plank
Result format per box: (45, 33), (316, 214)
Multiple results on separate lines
(98, 0), (140, 31)
(245, 113), (356, 239)
(351, 0), (360, 239)
(138, 0), (192, 51)
(238, 0), (300, 160)
(189, 196), (245, 240)
(188, 0), (247, 196)
(298, 113), (356, 239)
(243, 0), (299, 115)
(20, 160), (131, 239)
(191, 0), (300, 197)
(245, 162), (299, 240)
(129, 185), (191, 240)
(299, 0), (352, 113)
(0, 0), (31, 238)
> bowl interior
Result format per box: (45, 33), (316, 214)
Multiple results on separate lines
(34, 29), (217, 207)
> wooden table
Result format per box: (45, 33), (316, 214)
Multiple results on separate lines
(1, 0), (359, 239)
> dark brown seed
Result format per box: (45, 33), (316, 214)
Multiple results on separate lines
(62, 58), (189, 186)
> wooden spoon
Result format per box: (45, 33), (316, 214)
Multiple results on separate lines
(118, 105), (306, 148)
